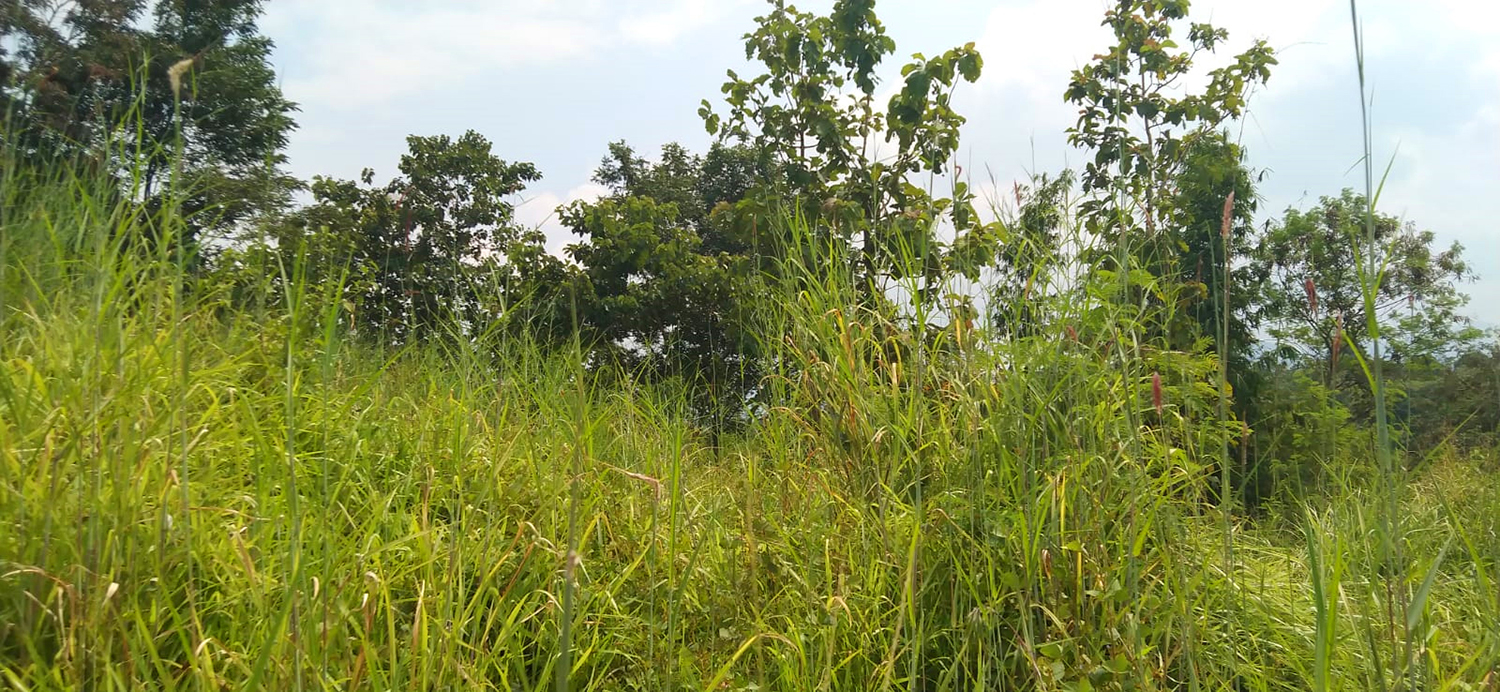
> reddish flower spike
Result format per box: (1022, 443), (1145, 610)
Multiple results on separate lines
(1151, 372), (1164, 415)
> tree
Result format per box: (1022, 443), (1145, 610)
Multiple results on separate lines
(1062, 0), (1274, 360)
(270, 131), (541, 341)
(560, 142), (768, 433)
(1062, 0), (1275, 511)
(1166, 131), (1265, 383)
(701, 0), (986, 297)
(1252, 189), (1475, 386)
(593, 140), (769, 256)
(1064, 0), (1274, 251)
(1060, 0), (1275, 398)
(1, 0), (298, 248)
(1405, 341), (1500, 451)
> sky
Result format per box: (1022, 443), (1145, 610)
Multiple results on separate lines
(258, 0), (1500, 325)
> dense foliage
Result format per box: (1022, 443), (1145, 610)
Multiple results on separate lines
(1, 0), (298, 247)
(2, 0), (1496, 690)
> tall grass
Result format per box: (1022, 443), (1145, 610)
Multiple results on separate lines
(1, 83), (1498, 692)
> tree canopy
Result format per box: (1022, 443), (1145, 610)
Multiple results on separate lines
(2, 0), (298, 244)
(6, 0), (1493, 497)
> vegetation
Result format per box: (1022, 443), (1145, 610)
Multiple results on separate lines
(1, 0), (297, 247)
(2, 0), (1497, 690)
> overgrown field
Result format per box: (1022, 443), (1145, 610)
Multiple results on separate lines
(1, 164), (1497, 692)
(3, 0), (1500, 688)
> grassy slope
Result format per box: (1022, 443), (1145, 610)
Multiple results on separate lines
(0, 174), (1496, 691)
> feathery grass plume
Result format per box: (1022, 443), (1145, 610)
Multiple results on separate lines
(1220, 190), (1236, 238)
(167, 56), (197, 100)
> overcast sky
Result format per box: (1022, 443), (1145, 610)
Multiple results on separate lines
(259, 0), (1500, 325)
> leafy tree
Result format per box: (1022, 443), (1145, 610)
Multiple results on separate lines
(593, 140), (769, 256)
(1373, 307), (1487, 456)
(1062, 0), (1275, 509)
(1064, 0), (1274, 253)
(1062, 0), (1274, 366)
(1242, 362), (1354, 507)
(1404, 341), (1500, 451)
(560, 142), (768, 433)
(269, 131), (541, 341)
(1252, 189), (1475, 385)
(2, 0), (298, 247)
(1164, 131), (1266, 388)
(1061, 3), (1275, 402)
(701, 0), (986, 295)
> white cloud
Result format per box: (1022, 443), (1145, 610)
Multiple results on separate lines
(263, 3), (593, 107)
(973, 0), (1110, 104)
(619, 0), (737, 46)
(1378, 100), (1500, 315)
(1432, 0), (1500, 34)
(264, 0), (744, 109)
(514, 182), (611, 255)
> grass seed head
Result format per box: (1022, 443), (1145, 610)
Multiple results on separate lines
(1221, 191), (1236, 239)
